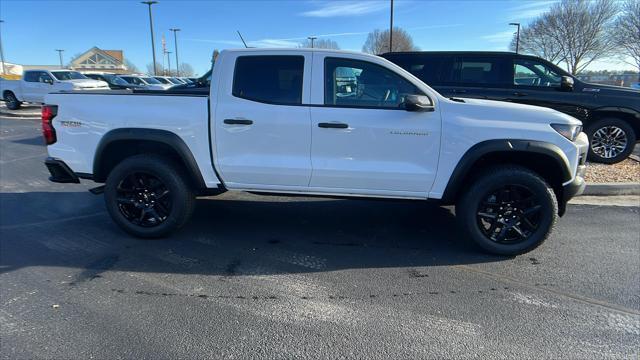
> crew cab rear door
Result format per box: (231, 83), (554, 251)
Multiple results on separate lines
(22, 71), (53, 103)
(308, 54), (441, 196)
(213, 51), (312, 188)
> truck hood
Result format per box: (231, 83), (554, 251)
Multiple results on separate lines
(446, 97), (581, 126)
(581, 82), (640, 95)
(62, 79), (109, 89)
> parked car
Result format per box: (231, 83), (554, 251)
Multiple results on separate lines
(631, 82), (640, 90)
(119, 75), (171, 90)
(1, 70), (109, 109)
(42, 48), (587, 255)
(382, 51), (639, 164)
(153, 76), (182, 86)
(83, 73), (145, 90)
(161, 69), (211, 95)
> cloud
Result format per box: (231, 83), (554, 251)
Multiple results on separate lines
(508, 0), (556, 20)
(482, 30), (516, 43)
(301, 1), (388, 17)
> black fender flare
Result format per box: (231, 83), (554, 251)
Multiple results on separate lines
(93, 128), (206, 189)
(440, 139), (572, 203)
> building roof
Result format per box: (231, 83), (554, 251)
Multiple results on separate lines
(103, 50), (123, 63)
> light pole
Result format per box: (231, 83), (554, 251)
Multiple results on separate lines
(169, 28), (180, 76)
(55, 49), (64, 69)
(307, 36), (317, 48)
(142, 1), (158, 75)
(389, 0), (394, 52)
(166, 51), (172, 76)
(0, 20), (6, 74)
(509, 22), (520, 54)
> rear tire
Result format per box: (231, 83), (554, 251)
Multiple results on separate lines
(586, 118), (635, 164)
(3, 91), (22, 110)
(456, 166), (558, 255)
(104, 155), (195, 238)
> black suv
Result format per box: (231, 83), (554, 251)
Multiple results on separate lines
(382, 51), (639, 164)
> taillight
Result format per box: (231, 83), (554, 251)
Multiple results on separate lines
(42, 105), (58, 145)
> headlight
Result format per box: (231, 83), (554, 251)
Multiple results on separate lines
(551, 124), (582, 141)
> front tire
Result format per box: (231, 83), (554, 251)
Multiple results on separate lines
(457, 166), (558, 255)
(3, 91), (22, 110)
(104, 155), (195, 238)
(586, 118), (636, 164)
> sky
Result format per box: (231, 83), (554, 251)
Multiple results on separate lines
(0, 0), (635, 75)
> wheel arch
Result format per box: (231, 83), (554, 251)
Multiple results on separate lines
(93, 128), (207, 191)
(441, 140), (572, 211)
(590, 107), (640, 137)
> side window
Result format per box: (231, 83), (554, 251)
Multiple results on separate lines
(514, 59), (562, 87)
(232, 55), (304, 105)
(39, 73), (53, 83)
(454, 57), (510, 86)
(324, 57), (425, 109)
(23, 71), (40, 82)
(388, 56), (447, 86)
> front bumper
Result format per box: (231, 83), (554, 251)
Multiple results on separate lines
(45, 157), (80, 183)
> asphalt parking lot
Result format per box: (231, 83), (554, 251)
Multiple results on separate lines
(1, 113), (639, 359)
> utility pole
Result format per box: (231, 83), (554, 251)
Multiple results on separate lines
(307, 36), (317, 48)
(55, 49), (64, 69)
(509, 22), (520, 54)
(142, 1), (158, 75)
(0, 20), (6, 74)
(166, 51), (172, 76)
(169, 28), (180, 76)
(389, 0), (394, 52)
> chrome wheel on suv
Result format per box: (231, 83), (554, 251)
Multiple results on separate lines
(591, 126), (627, 160)
(586, 118), (636, 164)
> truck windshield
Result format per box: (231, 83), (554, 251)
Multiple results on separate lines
(106, 75), (130, 86)
(51, 71), (88, 80)
(141, 77), (162, 84)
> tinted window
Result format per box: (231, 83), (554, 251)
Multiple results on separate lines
(454, 57), (510, 86)
(24, 71), (40, 82)
(324, 57), (425, 109)
(154, 77), (171, 84)
(514, 59), (562, 87)
(384, 54), (451, 85)
(233, 56), (304, 105)
(51, 71), (87, 80)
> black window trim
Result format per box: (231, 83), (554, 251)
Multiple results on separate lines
(322, 56), (431, 111)
(231, 55), (305, 106)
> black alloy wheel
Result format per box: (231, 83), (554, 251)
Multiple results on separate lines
(476, 185), (541, 244)
(116, 172), (172, 227)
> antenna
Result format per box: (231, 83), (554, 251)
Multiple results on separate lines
(237, 30), (248, 48)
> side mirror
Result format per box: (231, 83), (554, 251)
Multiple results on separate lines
(404, 95), (435, 112)
(561, 76), (574, 91)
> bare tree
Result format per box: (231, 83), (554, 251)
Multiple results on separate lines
(510, 18), (564, 64)
(124, 59), (140, 73)
(611, 0), (640, 79)
(146, 62), (164, 76)
(178, 63), (195, 77)
(362, 27), (417, 54)
(299, 38), (340, 49)
(519, 0), (618, 75)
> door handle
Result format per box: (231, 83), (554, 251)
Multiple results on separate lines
(513, 92), (527, 97)
(452, 89), (466, 94)
(318, 122), (349, 129)
(223, 119), (253, 125)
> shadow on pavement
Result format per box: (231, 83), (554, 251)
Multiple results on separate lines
(0, 191), (508, 277)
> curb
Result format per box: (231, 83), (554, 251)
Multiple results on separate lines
(582, 182), (640, 196)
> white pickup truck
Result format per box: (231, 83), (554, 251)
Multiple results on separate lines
(42, 49), (588, 255)
(1, 70), (109, 109)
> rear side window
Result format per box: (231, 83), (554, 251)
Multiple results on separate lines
(233, 56), (304, 105)
(454, 57), (510, 86)
(24, 71), (40, 82)
(385, 55), (451, 86)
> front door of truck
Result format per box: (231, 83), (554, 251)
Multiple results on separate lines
(213, 52), (312, 188)
(309, 55), (441, 196)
